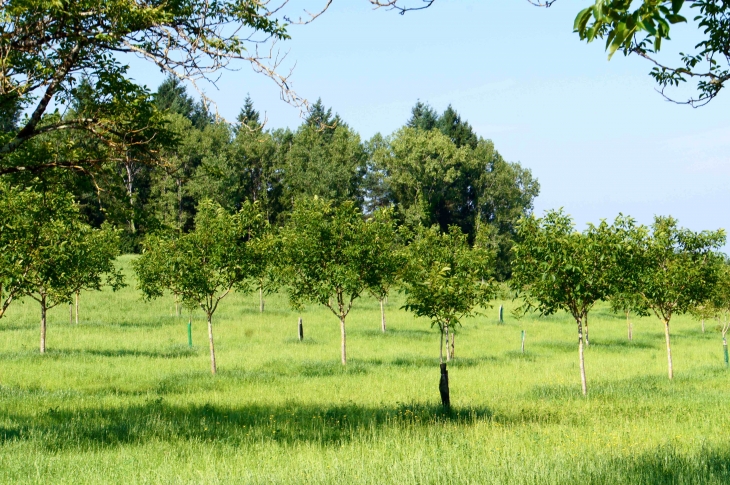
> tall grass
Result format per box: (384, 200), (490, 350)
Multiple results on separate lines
(1, 255), (729, 483)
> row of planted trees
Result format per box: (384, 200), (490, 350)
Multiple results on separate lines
(511, 210), (727, 395)
(1, 182), (727, 407)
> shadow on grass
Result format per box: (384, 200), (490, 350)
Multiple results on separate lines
(589, 445), (730, 484)
(0, 400), (495, 450)
(0, 346), (198, 361)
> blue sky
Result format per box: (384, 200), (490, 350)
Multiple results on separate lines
(128, 1), (729, 246)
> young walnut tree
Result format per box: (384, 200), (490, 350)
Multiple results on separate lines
(401, 225), (496, 409)
(278, 197), (397, 365)
(135, 199), (268, 374)
(511, 210), (625, 395)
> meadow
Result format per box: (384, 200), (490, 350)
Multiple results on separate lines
(1, 255), (729, 484)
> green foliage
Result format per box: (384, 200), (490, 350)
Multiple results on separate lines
(402, 225), (496, 335)
(135, 200), (268, 316)
(0, 181), (123, 308)
(571, 0), (730, 105)
(278, 198), (396, 317)
(622, 216), (726, 322)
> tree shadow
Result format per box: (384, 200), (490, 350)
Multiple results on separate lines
(0, 400), (496, 450)
(589, 445), (730, 484)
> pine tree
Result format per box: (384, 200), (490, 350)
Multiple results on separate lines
(406, 101), (438, 131)
(438, 105), (478, 149)
(237, 95), (261, 129)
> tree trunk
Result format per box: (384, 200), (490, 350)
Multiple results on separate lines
(379, 298), (386, 333)
(259, 286), (265, 313)
(626, 310), (632, 341)
(451, 331), (456, 360)
(40, 296), (47, 354)
(340, 315), (347, 365)
(439, 329), (444, 364)
(75, 291), (79, 324)
(207, 312), (217, 375)
(664, 319), (673, 380)
(578, 318), (587, 396)
(439, 363), (450, 409)
(584, 313), (590, 347)
(444, 325), (451, 362)
(298, 316), (303, 341)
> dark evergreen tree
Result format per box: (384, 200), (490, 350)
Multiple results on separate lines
(0, 93), (22, 133)
(237, 94), (261, 129)
(154, 77), (211, 129)
(406, 101), (438, 131)
(438, 105), (478, 149)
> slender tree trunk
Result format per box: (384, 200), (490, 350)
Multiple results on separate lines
(438, 328), (450, 409)
(439, 329), (444, 364)
(445, 325), (451, 362)
(298, 316), (303, 341)
(664, 319), (673, 380)
(340, 315), (347, 365)
(259, 286), (265, 313)
(75, 291), (79, 324)
(578, 318), (587, 396)
(584, 313), (589, 347)
(451, 330), (456, 360)
(379, 298), (386, 333)
(40, 295), (47, 354)
(207, 312), (217, 375)
(626, 310), (632, 341)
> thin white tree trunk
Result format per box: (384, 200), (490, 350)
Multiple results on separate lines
(446, 325), (451, 362)
(259, 286), (264, 313)
(40, 296), (47, 354)
(578, 318), (587, 396)
(380, 298), (386, 333)
(207, 312), (217, 375)
(664, 319), (673, 379)
(584, 313), (589, 347)
(340, 315), (347, 365)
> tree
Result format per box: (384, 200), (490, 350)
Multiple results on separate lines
(365, 210), (404, 333)
(135, 200), (267, 374)
(621, 216), (725, 379)
(1, 184), (124, 353)
(281, 122), (367, 210)
(437, 105), (478, 149)
(237, 95), (262, 129)
(0, 0), (298, 178)
(692, 261), (730, 364)
(401, 224), (496, 409)
(511, 210), (623, 395)
(371, 127), (538, 278)
(278, 197), (396, 365)
(406, 101), (438, 131)
(609, 291), (650, 341)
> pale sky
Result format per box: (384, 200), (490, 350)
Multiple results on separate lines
(127, 1), (729, 248)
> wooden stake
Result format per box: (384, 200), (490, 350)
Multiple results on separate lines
(298, 317), (303, 341)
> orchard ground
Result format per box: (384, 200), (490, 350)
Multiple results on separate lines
(1, 256), (729, 484)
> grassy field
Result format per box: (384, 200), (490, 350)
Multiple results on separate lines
(1, 255), (729, 484)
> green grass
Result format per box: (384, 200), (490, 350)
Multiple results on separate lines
(1, 255), (729, 484)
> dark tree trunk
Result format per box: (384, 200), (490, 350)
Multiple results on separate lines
(298, 316), (303, 341)
(439, 363), (450, 409)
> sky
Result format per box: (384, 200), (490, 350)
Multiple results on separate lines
(126, 1), (729, 247)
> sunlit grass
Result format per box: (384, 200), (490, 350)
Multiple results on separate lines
(1, 255), (729, 483)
